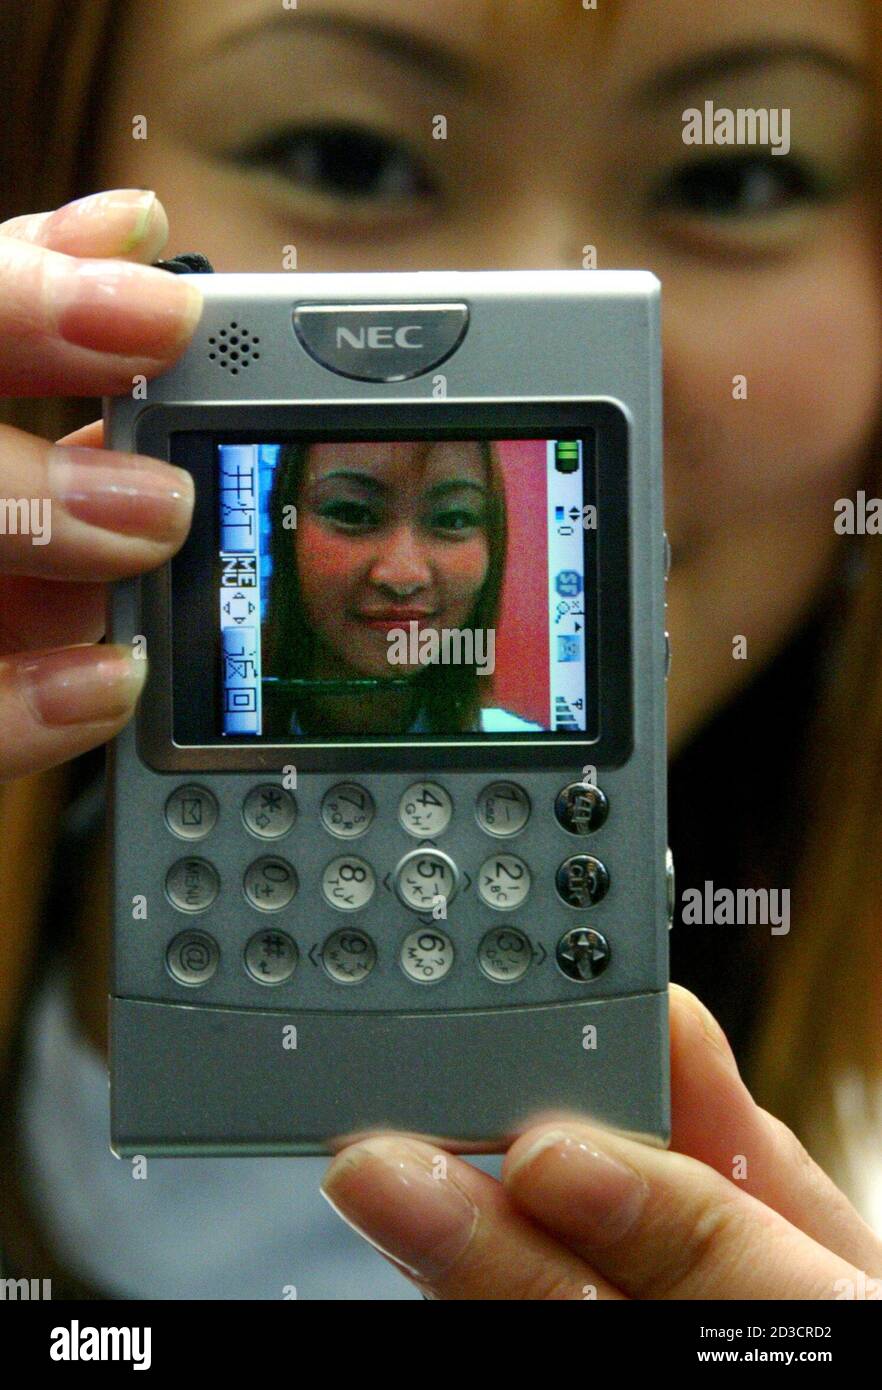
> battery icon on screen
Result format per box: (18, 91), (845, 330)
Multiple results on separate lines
(554, 440), (580, 473)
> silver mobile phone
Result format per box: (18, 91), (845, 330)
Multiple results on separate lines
(105, 268), (671, 1155)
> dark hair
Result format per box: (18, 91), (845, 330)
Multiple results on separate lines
(262, 440), (507, 736)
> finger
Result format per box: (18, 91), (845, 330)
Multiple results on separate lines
(0, 188), (170, 263)
(0, 235), (202, 397)
(503, 1118), (882, 1299)
(56, 420), (104, 449)
(0, 643), (146, 784)
(0, 577), (105, 655)
(0, 426), (194, 580)
(666, 985), (882, 1273)
(322, 1136), (624, 1300)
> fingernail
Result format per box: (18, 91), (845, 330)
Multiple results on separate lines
(38, 190), (166, 257)
(47, 445), (194, 541)
(321, 1139), (479, 1281)
(505, 1129), (648, 1246)
(16, 645), (147, 726)
(45, 256), (203, 356)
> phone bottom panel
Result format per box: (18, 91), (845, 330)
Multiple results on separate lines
(109, 991), (670, 1156)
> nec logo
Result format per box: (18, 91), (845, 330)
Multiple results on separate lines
(336, 324), (423, 350)
(293, 301), (469, 381)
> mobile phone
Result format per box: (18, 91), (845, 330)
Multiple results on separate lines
(105, 268), (671, 1156)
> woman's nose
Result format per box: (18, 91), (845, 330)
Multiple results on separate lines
(368, 525), (433, 594)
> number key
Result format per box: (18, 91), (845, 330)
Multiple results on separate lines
(399, 782), (452, 837)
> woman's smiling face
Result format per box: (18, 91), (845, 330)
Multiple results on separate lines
(95, 0), (882, 749)
(294, 440), (490, 678)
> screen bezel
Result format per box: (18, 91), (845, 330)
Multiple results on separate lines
(134, 401), (632, 772)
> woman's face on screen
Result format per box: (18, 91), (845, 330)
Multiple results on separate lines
(294, 440), (490, 678)
(94, 0), (882, 749)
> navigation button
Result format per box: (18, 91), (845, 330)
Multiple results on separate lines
(556, 927), (610, 981)
(394, 848), (458, 912)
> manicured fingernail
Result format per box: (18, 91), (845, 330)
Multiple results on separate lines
(505, 1129), (648, 1245)
(38, 190), (166, 257)
(16, 645), (147, 726)
(45, 256), (203, 356)
(47, 445), (194, 541)
(321, 1139), (479, 1280)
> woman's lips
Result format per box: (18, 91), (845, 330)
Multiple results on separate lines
(353, 610), (437, 631)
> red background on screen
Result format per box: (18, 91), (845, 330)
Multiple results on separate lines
(486, 439), (549, 726)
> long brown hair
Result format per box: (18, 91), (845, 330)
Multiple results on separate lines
(1, 0), (882, 1203)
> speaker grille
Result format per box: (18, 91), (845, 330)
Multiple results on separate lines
(207, 322), (261, 374)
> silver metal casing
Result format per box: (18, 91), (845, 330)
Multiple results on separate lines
(105, 269), (669, 1155)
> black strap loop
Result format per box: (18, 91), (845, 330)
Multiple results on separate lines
(151, 252), (214, 274)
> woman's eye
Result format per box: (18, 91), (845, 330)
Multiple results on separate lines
(652, 153), (832, 218)
(232, 122), (435, 203)
(317, 499), (379, 530)
(429, 508), (482, 535)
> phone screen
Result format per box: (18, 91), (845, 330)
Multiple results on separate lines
(207, 433), (597, 740)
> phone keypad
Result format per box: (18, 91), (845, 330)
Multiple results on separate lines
(320, 783), (374, 838)
(167, 929), (219, 985)
(477, 853), (531, 910)
(398, 782), (452, 837)
(242, 784), (297, 839)
(475, 782), (530, 837)
(395, 848), (458, 912)
(165, 857), (220, 912)
(556, 927), (611, 981)
(554, 782), (608, 834)
(165, 785), (218, 841)
(478, 927), (532, 982)
(243, 929), (298, 984)
(243, 857), (298, 911)
(400, 928), (455, 983)
(322, 929), (377, 984)
(556, 854), (610, 908)
(157, 778), (615, 992)
(321, 855), (375, 911)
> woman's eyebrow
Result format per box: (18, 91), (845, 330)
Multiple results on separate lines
(198, 10), (483, 91)
(425, 480), (488, 499)
(314, 469), (387, 493)
(627, 40), (871, 109)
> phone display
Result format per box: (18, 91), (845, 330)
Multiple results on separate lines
(202, 433), (596, 740)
